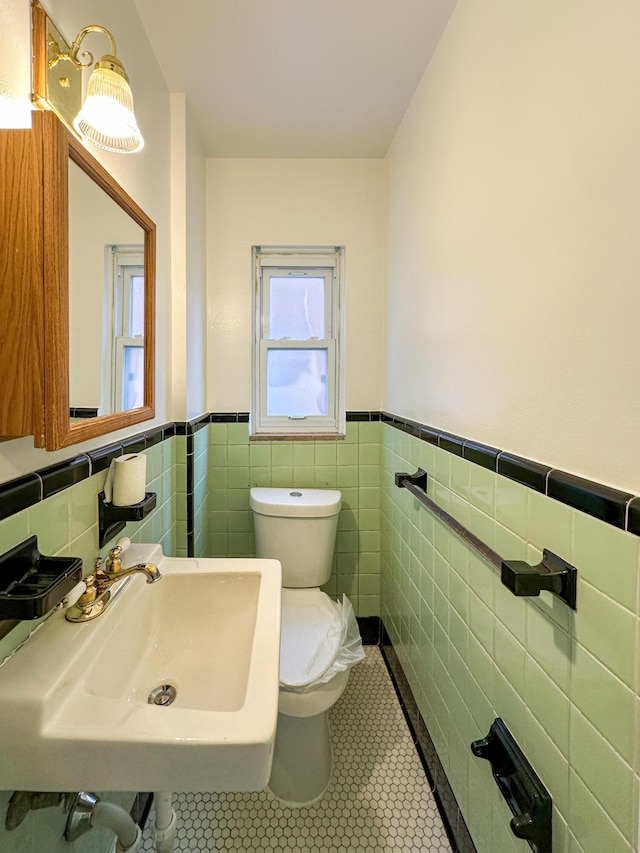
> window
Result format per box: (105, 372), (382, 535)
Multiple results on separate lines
(252, 246), (345, 435)
(102, 246), (145, 413)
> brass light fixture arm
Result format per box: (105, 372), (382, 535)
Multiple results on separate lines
(48, 25), (117, 70)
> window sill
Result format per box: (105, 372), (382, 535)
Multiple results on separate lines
(250, 433), (345, 442)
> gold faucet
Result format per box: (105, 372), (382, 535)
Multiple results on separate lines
(65, 545), (161, 623)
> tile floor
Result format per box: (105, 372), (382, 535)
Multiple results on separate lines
(141, 647), (452, 852)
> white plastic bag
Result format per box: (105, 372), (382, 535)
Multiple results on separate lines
(283, 595), (365, 693)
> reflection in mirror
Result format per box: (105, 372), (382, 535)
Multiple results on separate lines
(68, 161), (145, 421)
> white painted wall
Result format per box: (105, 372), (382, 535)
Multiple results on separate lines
(384, 0), (640, 494)
(170, 94), (208, 421)
(185, 104), (208, 419)
(206, 158), (385, 413)
(0, 0), (31, 127)
(0, 0), (172, 481)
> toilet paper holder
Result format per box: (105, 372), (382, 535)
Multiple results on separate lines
(98, 491), (157, 547)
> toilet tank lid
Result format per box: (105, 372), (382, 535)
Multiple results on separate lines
(250, 488), (341, 518)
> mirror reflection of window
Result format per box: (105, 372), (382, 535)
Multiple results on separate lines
(68, 160), (146, 418)
(107, 247), (145, 413)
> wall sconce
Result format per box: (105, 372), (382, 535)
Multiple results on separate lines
(32, 2), (144, 154)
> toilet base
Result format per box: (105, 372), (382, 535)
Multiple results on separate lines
(268, 711), (332, 807)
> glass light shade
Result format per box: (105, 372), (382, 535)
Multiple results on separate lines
(73, 57), (144, 153)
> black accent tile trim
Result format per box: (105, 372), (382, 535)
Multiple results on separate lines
(174, 422), (188, 435)
(144, 428), (164, 448)
(438, 432), (466, 457)
(69, 407), (99, 419)
(162, 423), (177, 439)
(88, 442), (124, 474)
(210, 413), (240, 423)
(380, 624), (477, 853)
(0, 474), (42, 521)
(356, 616), (381, 644)
(122, 436), (147, 455)
(381, 412), (394, 424)
(370, 411), (381, 421)
(237, 412), (250, 423)
(186, 413), (211, 434)
(497, 452), (551, 494)
(186, 434), (194, 456)
(548, 470), (633, 529)
(39, 455), (90, 500)
(419, 426), (440, 445)
(463, 440), (501, 471)
(627, 498), (640, 536)
(347, 411), (373, 422)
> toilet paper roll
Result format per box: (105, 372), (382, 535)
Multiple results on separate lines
(105, 453), (147, 506)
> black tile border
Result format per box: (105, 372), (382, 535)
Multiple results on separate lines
(463, 440), (501, 472)
(39, 455), (91, 500)
(628, 498), (640, 537)
(547, 470), (632, 529)
(379, 621), (477, 853)
(0, 422), (178, 520)
(382, 410), (640, 538)
(355, 616), (381, 645)
(0, 474), (42, 522)
(3, 409), (638, 540)
(439, 432), (465, 457)
(346, 411), (382, 422)
(497, 452), (551, 494)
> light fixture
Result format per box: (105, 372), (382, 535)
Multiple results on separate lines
(32, 3), (144, 154)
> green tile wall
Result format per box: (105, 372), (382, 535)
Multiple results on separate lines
(198, 420), (382, 616)
(380, 423), (640, 853)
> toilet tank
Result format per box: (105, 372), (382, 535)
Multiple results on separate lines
(250, 488), (341, 588)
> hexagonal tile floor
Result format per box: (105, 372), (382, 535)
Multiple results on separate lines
(141, 647), (452, 851)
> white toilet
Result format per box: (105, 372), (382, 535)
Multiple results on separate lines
(250, 487), (362, 806)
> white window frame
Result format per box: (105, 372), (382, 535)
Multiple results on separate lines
(251, 246), (345, 436)
(101, 245), (145, 414)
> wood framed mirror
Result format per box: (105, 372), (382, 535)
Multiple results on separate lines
(0, 110), (156, 450)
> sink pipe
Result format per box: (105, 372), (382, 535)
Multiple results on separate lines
(154, 791), (177, 853)
(66, 791), (142, 851)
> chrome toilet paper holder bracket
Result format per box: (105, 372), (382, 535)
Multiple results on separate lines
(98, 491), (157, 547)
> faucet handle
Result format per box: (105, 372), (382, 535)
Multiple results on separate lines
(105, 545), (123, 574)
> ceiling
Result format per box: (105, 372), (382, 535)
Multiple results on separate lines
(132, 0), (456, 158)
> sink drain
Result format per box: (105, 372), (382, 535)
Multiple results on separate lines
(148, 684), (177, 706)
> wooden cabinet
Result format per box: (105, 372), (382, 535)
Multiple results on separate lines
(0, 111), (155, 450)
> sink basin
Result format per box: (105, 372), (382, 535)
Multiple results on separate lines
(0, 545), (282, 792)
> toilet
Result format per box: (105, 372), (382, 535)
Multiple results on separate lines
(250, 487), (363, 806)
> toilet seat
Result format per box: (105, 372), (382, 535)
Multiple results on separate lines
(279, 588), (342, 691)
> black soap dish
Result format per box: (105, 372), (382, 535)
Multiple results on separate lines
(0, 536), (82, 620)
(471, 718), (552, 853)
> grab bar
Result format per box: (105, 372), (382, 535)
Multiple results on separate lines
(395, 469), (577, 610)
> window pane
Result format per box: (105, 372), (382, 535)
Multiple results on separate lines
(123, 345), (144, 410)
(266, 348), (328, 417)
(269, 276), (325, 339)
(129, 275), (145, 336)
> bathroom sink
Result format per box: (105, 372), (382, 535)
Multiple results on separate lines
(0, 545), (281, 792)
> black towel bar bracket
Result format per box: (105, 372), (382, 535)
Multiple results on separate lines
(502, 551), (577, 611)
(395, 469), (577, 610)
(471, 718), (553, 853)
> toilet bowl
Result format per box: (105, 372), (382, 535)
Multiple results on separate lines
(249, 487), (363, 806)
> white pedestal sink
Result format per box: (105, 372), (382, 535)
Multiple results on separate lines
(0, 545), (282, 792)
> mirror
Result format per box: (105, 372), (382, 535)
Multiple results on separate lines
(0, 111), (155, 450)
(68, 161), (146, 421)
(59, 128), (156, 447)
(38, 114), (156, 449)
